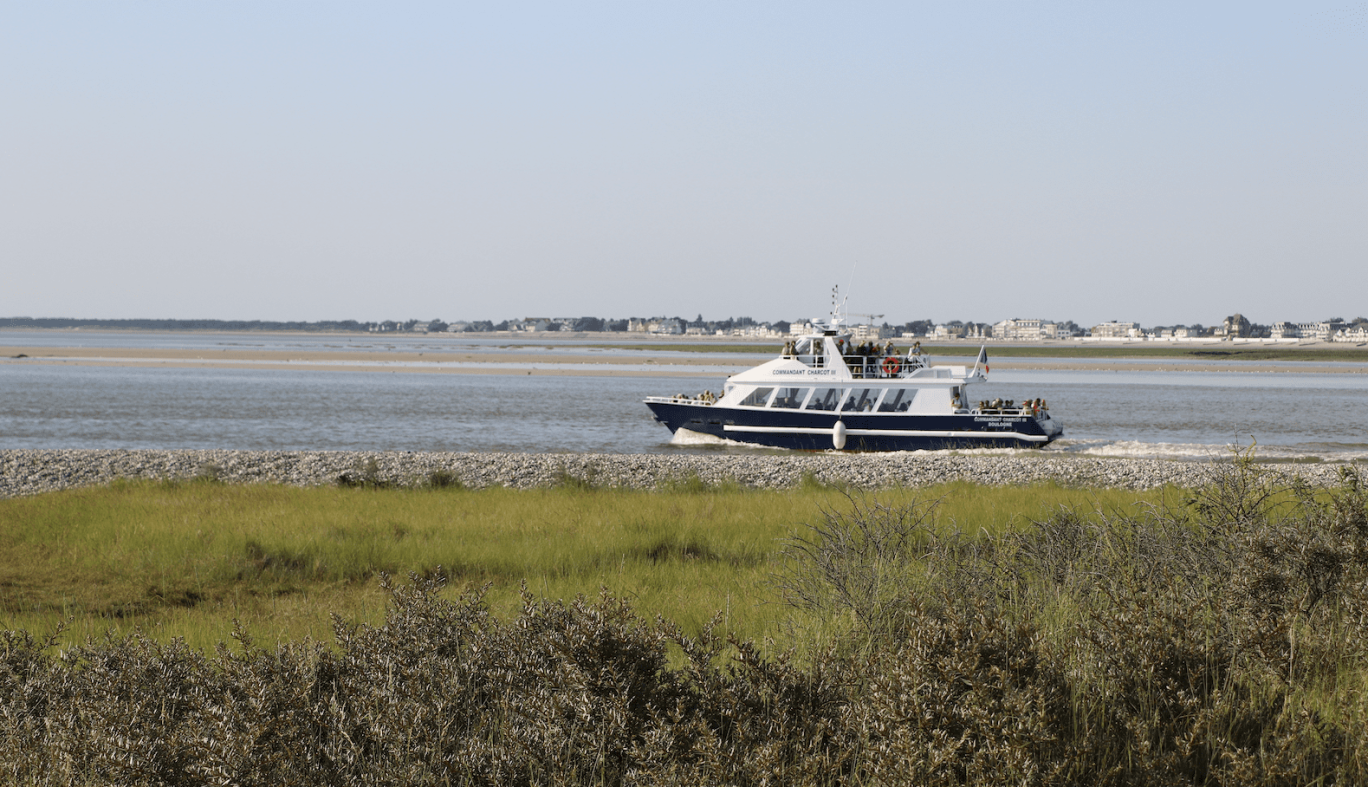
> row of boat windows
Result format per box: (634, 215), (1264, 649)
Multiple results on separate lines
(737, 386), (930, 412)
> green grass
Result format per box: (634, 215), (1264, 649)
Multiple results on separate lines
(6, 463), (1368, 783)
(0, 478), (1169, 651)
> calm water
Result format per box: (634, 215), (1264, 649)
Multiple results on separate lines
(3, 331), (1367, 461)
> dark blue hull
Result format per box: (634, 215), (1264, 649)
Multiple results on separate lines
(646, 401), (1059, 451)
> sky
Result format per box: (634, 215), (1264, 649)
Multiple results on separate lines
(2, 2), (1365, 328)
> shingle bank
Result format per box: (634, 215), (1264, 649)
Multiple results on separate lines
(1, 449), (1359, 499)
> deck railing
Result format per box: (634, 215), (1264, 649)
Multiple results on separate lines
(779, 353), (928, 378)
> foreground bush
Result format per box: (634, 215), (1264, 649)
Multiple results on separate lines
(1, 577), (853, 786)
(779, 455), (1368, 785)
(3, 457), (1367, 785)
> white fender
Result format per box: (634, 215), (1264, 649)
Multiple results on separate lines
(833, 420), (847, 450)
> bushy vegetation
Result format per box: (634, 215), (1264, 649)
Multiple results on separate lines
(3, 458), (1367, 784)
(776, 453), (1368, 784)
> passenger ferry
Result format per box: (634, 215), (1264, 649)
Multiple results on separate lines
(644, 316), (1062, 451)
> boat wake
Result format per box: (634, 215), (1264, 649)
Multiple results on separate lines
(1054, 439), (1368, 464)
(668, 428), (762, 449)
(665, 433), (1368, 464)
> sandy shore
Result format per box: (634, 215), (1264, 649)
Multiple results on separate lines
(0, 346), (740, 377)
(3, 345), (1365, 376)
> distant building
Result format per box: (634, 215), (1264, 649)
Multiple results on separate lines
(1217, 314), (1251, 338)
(933, 324), (959, 340)
(850, 324), (893, 341)
(628, 317), (684, 334)
(508, 318), (554, 332)
(1091, 321), (1141, 340)
(1053, 323), (1081, 338)
(992, 318), (1058, 341)
(1297, 320), (1344, 341)
(733, 323), (783, 338)
(1270, 321), (1298, 339)
(1334, 325), (1368, 343)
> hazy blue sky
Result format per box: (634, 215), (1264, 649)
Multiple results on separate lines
(3, 2), (1364, 327)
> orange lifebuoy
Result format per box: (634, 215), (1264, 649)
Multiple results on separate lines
(881, 356), (902, 375)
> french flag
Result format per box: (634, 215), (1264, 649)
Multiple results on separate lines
(975, 347), (989, 374)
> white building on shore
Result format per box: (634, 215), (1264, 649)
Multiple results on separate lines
(992, 318), (1059, 341)
(1335, 325), (1368, 342)
(1091, 321), (1141, 339)
(627, 318), (685, 334)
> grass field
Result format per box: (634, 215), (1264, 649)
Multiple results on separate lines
(0, 477), (1168, 651)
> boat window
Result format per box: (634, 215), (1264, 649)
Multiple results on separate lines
(842, 388), (880, 413)
(739, 387), (773, 407)
(771, 387), (808, 409)
(806, 387), (844, 411)
(878, 389), (911, 412)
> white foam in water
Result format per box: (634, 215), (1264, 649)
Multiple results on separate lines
(1059, 439), (1368, 464)
(668, 428), (762, 449)
(935, 446), (1038, 457)
(666, 432), (1368, 463)
(1063, 440), (1228, 460)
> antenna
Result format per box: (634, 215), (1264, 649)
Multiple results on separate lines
(845, 261), (857, 310)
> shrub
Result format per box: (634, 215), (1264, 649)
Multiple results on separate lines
(3, 459), (1366, 785)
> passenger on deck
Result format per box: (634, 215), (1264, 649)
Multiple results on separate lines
(906, 341), (925, 367)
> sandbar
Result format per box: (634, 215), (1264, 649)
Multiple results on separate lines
(2, 345), (1364, 377)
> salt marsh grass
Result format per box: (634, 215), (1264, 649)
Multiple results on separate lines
(4, 460), (1368, 784)
(0, 477), (1161, 651)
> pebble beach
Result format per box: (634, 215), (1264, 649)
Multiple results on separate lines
(2, 449), (1359, 499)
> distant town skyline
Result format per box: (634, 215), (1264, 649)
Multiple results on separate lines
(3, 4), (1364, 326)
(6, 311), (1366, 339)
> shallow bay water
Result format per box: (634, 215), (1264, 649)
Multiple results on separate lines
(3, 331), (1366, 462)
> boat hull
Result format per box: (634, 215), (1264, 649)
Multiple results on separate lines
(646, 401), (1061, 451)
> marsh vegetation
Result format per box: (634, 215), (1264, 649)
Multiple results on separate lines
(3, 458), (1368, 784)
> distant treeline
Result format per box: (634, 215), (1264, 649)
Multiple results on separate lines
(0, 317), (370, 332)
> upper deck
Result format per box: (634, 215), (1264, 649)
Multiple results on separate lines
(732, 329), (978, 386)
